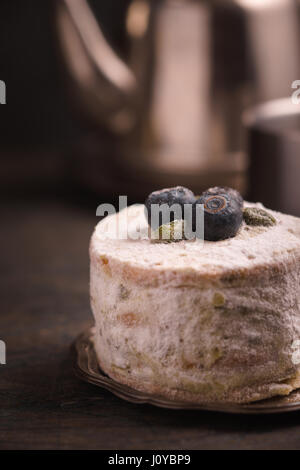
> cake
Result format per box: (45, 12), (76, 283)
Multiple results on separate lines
(89, 197), (300, 404)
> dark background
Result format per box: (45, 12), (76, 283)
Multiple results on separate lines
(0, 0), (131, 201)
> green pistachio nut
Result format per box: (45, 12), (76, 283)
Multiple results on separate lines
(151, 219), (186, 243)
(243, 207), (276, 227)
(213, 292), (226, 307)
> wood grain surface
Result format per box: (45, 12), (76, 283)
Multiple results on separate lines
(1, 200), (300, 450)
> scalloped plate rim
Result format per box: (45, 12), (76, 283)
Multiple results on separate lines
(72, 328), (300, 414)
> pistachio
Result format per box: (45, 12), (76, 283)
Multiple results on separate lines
(211, 347), (223, 364)
(213, 292), (226, 307)
(118, 284), (130, 301)
(151, 219), (187, 243)
(243, 207), (276, 227)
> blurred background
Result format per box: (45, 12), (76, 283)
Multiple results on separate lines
(1, 0), (300, 213)
(0, 0), (124, 205)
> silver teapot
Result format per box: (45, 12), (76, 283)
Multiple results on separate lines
(56, 0), (300, 195)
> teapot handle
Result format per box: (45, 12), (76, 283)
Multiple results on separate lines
(57, 0), (137, 131)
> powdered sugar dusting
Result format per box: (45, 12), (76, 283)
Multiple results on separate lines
(93, 203), (300, 275)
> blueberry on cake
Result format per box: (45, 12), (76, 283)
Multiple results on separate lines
(90, 187), (300, 404)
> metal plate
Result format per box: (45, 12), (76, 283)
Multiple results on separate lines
(73, 328), (300, 414)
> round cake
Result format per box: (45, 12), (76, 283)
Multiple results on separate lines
(89, 202), (300, 404)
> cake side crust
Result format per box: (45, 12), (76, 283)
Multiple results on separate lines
(90, 204), (300, 404)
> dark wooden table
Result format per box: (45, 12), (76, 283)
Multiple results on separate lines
(1, 199), (300, 450)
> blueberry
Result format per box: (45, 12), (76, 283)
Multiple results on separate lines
(201, 186), (244, 209)
(194, 187), (243, 241)
(145, 186), (196, 229)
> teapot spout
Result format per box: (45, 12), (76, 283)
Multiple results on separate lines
(57, 0), (137, 132)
